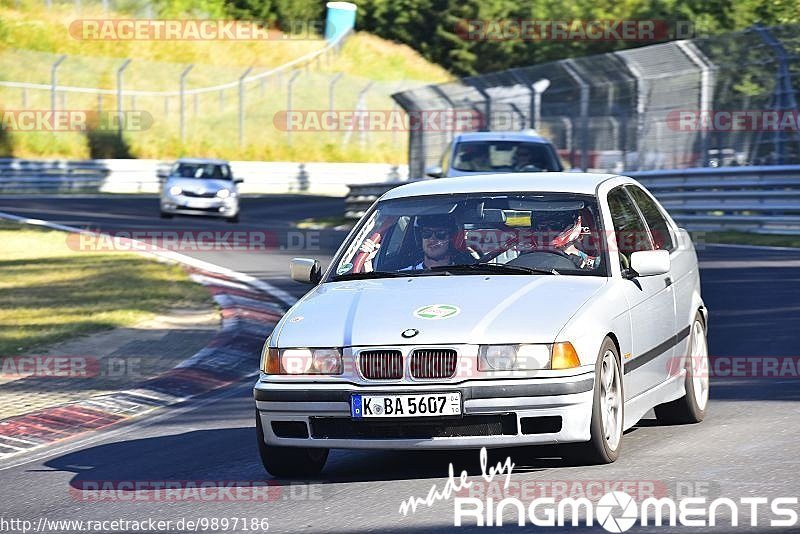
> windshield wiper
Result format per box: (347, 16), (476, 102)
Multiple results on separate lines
(430, 262), (559, 276)
(332, 270), (409, 281)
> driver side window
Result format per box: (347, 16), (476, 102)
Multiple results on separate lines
(607, 188), (653, 271)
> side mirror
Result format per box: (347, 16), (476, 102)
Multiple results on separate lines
(629, 250), (670, 277)
(234, 177), (244, 184)
(290, 258), (321, 284)
(424, 165), (443, 178)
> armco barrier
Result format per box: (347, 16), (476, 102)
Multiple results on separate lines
(344, 166), (800, 235)
(0, 158), (409, 197)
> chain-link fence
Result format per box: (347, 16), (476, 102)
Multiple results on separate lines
(394, 24), (800, 179)
(0, 30), (424, 160)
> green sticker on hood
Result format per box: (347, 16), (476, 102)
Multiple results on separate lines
(414, 304), (460, 320)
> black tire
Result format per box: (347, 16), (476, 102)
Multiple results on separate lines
(562, 338), (623, 465)
(255, 414), (328, 478)
(655, 312), (708, 425)
(226, 213), (240, 223)
(160, 211), (173, 219)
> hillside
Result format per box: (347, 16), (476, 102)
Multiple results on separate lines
(0, 3), (451, 162)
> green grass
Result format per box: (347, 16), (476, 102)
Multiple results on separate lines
(0, 220), (212, 355)
(691, 230), (800, 248)
(0, 3), (451, 162)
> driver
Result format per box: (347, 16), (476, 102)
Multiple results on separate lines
(358, 213), (474, 271)
(515, 145), (544, 171)
(532, 210), (599, 269)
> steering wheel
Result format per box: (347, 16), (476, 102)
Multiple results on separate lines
(516, 164), (543, 172)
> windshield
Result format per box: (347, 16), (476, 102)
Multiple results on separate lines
(452, 141), (561, 172)
(172, 162), (231, 180)
(329, 192), (607, 281)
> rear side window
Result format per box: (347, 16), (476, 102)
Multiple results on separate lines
(626, 186), (675, 251)
(608, 188), (652, 269)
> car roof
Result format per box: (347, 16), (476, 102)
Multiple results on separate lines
(452, 130), (551, 143)
(174, 158), (229, 165)
(381, 172), (627, 200)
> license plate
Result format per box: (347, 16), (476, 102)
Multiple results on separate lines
(183, 199), (211, 208)
(351, 392), (461, 418)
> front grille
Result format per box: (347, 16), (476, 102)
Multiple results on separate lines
(179, 205), (223, 212)
(359, 350), (403, 379)
(310, 415), (518, 439)
(181, 190), (218, 198)
(410, 349), (458, 379)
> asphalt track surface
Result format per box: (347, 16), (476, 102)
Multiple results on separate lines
(1, 195), (799, 533)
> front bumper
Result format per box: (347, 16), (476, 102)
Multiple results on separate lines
(254, 373), (595, 449)
(161, 196), (238, 217)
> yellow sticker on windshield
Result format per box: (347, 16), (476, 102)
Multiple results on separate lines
(505, 211), (531, 227)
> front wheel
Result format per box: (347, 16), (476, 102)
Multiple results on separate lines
(159, 211), (173, 219)
(256, 414), (328, 478)
(563, 338), (623, 465)
(655, 312), (709, 424)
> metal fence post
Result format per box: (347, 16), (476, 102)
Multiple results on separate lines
(563, 60), (590, 171)
(357, 81), (374, 148)
(179, 65), (193, 142)
(286, 70), (302, 146)
(238, 66), (253, 148)
(752, 25), (799, 165)
(677, 41), (715, 167)
(532, 78), (550, 131)
(116, 59), (131, 140)
(50, 55), (66, 126)
(328, 73), (343, 115)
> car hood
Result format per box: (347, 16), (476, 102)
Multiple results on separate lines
(165, 177), (232, 193)
(274, 275), (607, 347)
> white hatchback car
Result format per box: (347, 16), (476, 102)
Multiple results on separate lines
(160, 158), (242, 222)
(254, 173), (709, 477)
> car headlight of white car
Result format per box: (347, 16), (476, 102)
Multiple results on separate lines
(478, 342), (580, 371)
(168, 185), (182, 196)
(262, 346), (343, 375)
(216, 188), (232, 199)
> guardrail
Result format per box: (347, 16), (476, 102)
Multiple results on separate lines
(0, 159), (409, 197)
(344, 166), (800, 235)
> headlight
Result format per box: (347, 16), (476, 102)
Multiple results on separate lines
(262, 347), (343, 375)
(478, 344), (580, 371)
(168, 185), (182, 196)
(478, 344), (551, 371)
(216, 188), (231, 199)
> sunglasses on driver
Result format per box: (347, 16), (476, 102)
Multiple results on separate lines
(420, 228), (451, 240)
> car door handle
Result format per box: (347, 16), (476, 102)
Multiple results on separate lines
(664, 276), (673, 287)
